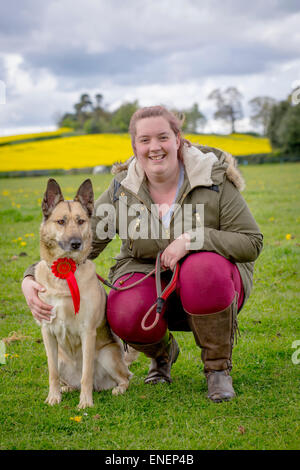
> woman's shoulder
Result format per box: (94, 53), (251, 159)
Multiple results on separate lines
(195, 144), (245, 192)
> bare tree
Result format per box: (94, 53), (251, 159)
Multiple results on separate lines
(249, 96), (277, 135)
(208, 87), (243, 133)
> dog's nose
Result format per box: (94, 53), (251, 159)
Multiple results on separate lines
(70, 238), (82, 250)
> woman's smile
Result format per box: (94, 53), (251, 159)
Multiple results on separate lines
(148, 152), (166, 161)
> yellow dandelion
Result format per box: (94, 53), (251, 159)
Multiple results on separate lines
(2, 190), (9, 196)
(285, 234), (292, 240)
(17, 237), (22, 241)
(12, 239), (17, 243)
(20, 241), (27, 246)
(16, 204), (21, 209)
(269, 217), (275, 222)
(70, 416), (82, 422)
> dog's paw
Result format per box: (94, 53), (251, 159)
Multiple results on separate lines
(78, 393), (94, 409)
(112, 383), (128, 395)
(45, 391), (61, 405)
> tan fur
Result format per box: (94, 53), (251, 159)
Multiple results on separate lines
(35, 181), (131, 409)
(221, 150), (245, 192)
(111, 156), (135, 175)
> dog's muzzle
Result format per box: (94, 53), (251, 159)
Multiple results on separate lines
(59, 238), (82, 251)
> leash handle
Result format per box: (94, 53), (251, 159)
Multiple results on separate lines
(141, 253), (180, 331)
(141, 304), (160, 331)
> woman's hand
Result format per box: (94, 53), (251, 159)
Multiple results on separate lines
(21, 276), (53, 323)
(161, 233), (190, 271)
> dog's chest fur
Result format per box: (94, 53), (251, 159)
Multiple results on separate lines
(35, 260), (103, 357)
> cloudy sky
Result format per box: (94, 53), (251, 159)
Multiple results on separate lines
(0, 0), (299, 135)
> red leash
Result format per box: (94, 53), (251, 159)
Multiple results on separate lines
(96, 252), (180, 331)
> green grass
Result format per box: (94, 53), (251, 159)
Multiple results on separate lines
(0, 164), (299, 450)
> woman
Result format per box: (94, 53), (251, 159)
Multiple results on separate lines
(22, 105), (263, 402)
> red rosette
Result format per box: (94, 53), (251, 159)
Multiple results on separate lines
(51, 258), (76, 279)
(51, 258), (80, 315)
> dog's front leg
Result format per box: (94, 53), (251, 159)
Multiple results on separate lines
(41, 326), (61, 405)
(78, 330), (96, 409)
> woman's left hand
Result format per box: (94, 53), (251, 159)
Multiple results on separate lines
(161, 234), (190, 271)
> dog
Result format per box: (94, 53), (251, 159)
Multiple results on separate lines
(34, 178), (131, 409)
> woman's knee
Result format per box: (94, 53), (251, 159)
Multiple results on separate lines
(178, 252), (243, 314)
(106, 273), (168, 344)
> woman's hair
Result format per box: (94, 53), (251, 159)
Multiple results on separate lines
(129, 105), (185, 160)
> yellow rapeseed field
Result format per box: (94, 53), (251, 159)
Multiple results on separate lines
(0, 127), (71, 145)
(0, 132), (271, 172)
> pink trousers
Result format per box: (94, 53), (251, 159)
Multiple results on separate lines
(106, 252), (244, 344)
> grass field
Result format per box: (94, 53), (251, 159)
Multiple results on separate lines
(0, 132), (271, 172)
(0, 163), (299, 450)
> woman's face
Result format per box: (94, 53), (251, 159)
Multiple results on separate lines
(133, 116), (180, 182)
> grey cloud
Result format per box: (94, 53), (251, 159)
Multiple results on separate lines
(0, 0), (43, 35)
(26, 38), (295, 91)
(25, 47), (160, 79)
(205, 0), (300, 19)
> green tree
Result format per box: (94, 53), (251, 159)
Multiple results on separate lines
(58, 113), (80, 130)
(110, 101), (139, 132)
(277, 104), (300, 154)
(84, 118), (102, 134)
(183, 103), (206, 133)
(74, 93), (93, 128)
(267, 100), (291, 149)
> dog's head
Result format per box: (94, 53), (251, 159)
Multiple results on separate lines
(40, 178), (94, 264)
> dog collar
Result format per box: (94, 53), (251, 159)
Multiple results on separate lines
(51, 258), (80, 315)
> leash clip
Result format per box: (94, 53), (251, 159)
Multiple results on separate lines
(156, 297), (165, 314)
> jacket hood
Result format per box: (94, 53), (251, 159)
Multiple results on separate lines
(112, 144), (245, 193)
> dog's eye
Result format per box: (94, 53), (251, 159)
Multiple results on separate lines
(57, 219), (65, 225)
(78, 219), (85, 225)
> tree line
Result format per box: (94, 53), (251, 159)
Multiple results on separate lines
(58, 94), (207, 135)
(58, 87), (300, 154)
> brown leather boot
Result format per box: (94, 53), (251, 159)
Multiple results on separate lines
(187, 293), (239, 402)
(127, 332), (180, 384)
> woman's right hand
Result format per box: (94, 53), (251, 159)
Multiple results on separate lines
(21, 276), (53, 323)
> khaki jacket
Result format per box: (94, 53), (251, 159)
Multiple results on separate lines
(24, 144), (263, 309)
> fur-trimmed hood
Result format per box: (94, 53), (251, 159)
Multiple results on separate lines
(112, 144), (245, 193)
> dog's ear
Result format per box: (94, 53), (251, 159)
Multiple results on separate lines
(42, 179), (64, 219)
(74, 179), (94, 217)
